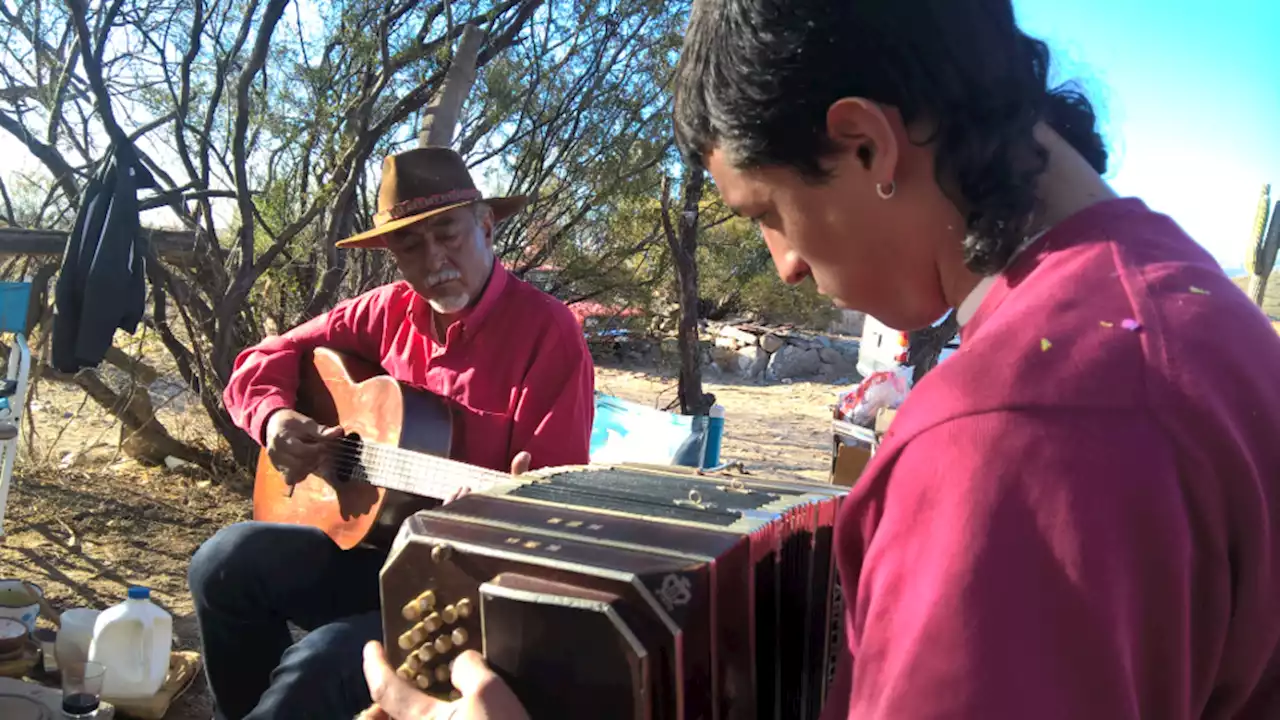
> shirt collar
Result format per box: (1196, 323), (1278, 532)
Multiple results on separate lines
(455, 256), (509, 335)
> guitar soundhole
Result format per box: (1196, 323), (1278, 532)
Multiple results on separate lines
(333, 433), (366, 484)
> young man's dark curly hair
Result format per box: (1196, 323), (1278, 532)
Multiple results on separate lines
(673, 0), (1108, 277)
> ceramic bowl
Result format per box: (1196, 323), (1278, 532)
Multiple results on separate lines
(0, 617), (27, 654)
(0, 579), (42, 632)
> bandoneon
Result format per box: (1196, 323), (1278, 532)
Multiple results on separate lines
(379, 464), (848, 720)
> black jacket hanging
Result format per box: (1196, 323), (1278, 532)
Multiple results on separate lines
(51, 142), (156, 373)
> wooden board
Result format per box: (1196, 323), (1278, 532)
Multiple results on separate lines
(0, 676), (116, 719)
(22, 648), (200, 720)
(104, 651), (203, 720)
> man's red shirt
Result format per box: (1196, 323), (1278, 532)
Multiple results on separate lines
(222, 260), (595, 472)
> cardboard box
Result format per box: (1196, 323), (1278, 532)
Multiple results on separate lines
(830, 419), (876, 487)
(874, 407), (898, 438)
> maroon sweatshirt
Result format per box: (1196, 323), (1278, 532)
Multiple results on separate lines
(824, 199), (1280, 719)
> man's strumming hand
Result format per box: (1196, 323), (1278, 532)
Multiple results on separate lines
(265, 409), (344, 485)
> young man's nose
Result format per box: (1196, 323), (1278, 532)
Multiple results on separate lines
(772, 247), (811, 285)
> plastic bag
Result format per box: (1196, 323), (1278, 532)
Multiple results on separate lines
(837, 368), (911, 427)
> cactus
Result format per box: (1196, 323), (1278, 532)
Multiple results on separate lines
(1245, 184), (1270, 274)
(1245, 183), (1278, 308)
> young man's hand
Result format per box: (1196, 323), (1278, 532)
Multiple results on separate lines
(441, 451), (531, 504)
(359, 642), (530, 720)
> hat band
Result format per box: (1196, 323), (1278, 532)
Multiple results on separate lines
(375, 188), (483, 225)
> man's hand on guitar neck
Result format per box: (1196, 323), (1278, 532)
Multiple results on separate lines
(441, 451), (532, 504)
(265, 409), (345, 485)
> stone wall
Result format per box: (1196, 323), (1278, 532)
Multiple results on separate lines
(705, 323), (860, 382)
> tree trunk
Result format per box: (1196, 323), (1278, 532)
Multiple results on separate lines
(419, 24), (486, 148)
(54, 368), (212, 467)
(661, 166), (711, 417)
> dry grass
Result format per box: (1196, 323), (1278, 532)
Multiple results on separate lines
(0, 364), (842, 718)
(1232, 274), (1280, 320)
(0, 461), (250, 719)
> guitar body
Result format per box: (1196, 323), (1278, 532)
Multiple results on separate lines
(252, 347), (454, 550)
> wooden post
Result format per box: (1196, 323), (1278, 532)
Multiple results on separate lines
(419, 24), (486, 148)
(0, 227), (197, 263)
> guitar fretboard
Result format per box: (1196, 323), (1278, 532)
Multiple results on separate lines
(334, 438), (511, 500)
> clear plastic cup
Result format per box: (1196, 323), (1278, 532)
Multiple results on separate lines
(60, 660), (104, 718)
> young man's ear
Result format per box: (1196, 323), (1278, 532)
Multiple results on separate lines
(826, 98), (900, 185)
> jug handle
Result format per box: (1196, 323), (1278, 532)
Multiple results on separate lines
(140, 620), (152, 677)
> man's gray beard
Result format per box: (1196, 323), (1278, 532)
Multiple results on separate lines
(429, 294), (471, 315)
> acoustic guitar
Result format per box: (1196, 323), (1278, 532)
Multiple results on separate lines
(252, 347), (509, 550)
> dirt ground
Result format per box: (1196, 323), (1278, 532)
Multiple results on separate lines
(0, 363), (844, 719)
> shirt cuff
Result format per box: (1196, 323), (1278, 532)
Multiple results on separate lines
(247, 395), (294, 447)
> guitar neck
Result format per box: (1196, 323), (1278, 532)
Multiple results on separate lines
(354, 441), (513, 500)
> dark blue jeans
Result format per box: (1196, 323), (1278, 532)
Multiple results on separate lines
(188, 522), (387, 720)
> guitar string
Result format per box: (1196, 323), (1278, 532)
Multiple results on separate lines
(281, 435), (503, 484)
(325, 447), (495, 481)
(318, 455), (496, 495)
(298, 438), (505, 492)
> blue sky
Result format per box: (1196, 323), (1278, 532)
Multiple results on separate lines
(1014, 0), (1280, 271)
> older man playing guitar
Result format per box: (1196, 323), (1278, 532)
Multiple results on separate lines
(188, 147), (595, 720)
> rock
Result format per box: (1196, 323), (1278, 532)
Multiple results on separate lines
(815, 335), (833, 348)
(759, 333), (785, 354)
(717, 325), (759, 347)
(735, 346), (768, 378)
(714, 335), (742, 350)
(818, 347), (843, 365)
(830, 338), (861, 360)
(766, 345), (822, 380)
(820, 359), (857, 382)
(710, 345), (738, 371)
(165, 456), (196, 471)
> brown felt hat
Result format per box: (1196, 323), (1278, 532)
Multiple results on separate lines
(336, 147), (527, 249)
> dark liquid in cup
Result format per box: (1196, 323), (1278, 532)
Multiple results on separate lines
(62, 692), (100, 715)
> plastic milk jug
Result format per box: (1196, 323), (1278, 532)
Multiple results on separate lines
(87, 587), (172, 699)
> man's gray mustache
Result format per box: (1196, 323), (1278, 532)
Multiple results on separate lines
(424, 268), (461, 287)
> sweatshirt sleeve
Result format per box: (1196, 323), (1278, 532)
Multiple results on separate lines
(222, 287), (394, 446)
(838, 409), (1191, 720)
(507, 313), (595, 470)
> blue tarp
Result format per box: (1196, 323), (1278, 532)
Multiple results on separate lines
(589, 392), (708, 468)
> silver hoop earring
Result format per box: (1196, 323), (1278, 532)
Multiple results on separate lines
(876, 182), (896, 200)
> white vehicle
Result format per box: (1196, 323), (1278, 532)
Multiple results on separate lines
(856, 315), (958, 379)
